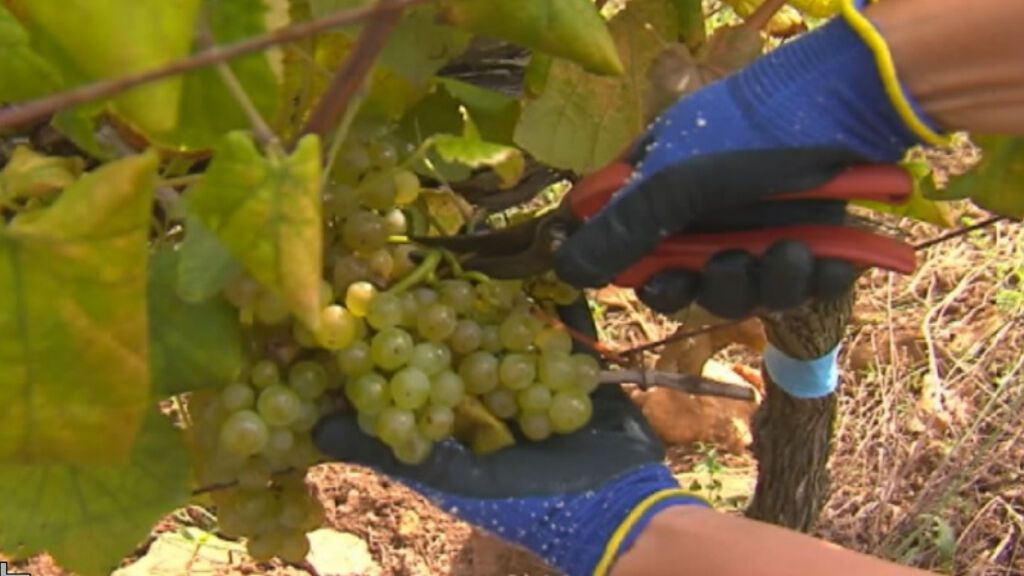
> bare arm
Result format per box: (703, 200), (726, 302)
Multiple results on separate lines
(869, 0), (1024, 134)
(612, 507), (931, 576)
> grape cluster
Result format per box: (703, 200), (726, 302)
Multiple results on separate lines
(191, 127), (602, 563)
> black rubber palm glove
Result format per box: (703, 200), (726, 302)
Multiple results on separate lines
(313, 301), (707, 576)
(555, 147), (864, 320)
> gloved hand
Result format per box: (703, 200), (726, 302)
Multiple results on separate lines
(555, 0), (947, 320)
(312, 302), (708, 576)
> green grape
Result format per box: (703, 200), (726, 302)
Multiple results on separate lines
(359, 171), (397, 211)
(367, 248), (395, 280)
(535, 327), (573, 356)
(251, 360), (280, 389)
(289, 361), (328, 400)
(234, 489), (276, 522)
(539, 353), (576, 391)
(223, 275), (261, 309)
(277, 532), (312, 564)
(326, 182), (360, 218)
(477, 280), (521, 308)
(292, 320), (318, 348)
(367, 292), (404, 330)
(332, 254), (371, 293)
(219, 410), (270, 456)
(480, 325), (503, 353)
(382, 208), (408, 236)
(320, 280), (335, 307)
(392, 432), (433, 465)
(292, 401), (320, 432)
(458, 351), (499, 394)
(549, 390), (593, 434)
(409, 342), (451, 376)
(499, 312), (537, 352)
(257, 385), (303, 427)
(417, 302), (458, 342)
(517, 384), (552, 412)
(264, 426), (295, 456)
(278, 490), (312, 530)
(237, 458), (272, 491)
(449, 319), (483, 355)
(572, 354), (602, 394)
(246, 531), (281, 562)
(287, 436), (322, 468)
(357, 411), (378, 437)
(393, 169), (421, 205)
(391, 244), (418, 278)
(438, 280), (474, 314)
(317, 305), (359, 350)
(376, 406), (417, 447)
(368, 141), (398, 168)
(484, 388), (518, 419)
(336, 341), (374, 376)
(389, 367), (431, 410)
(413, 287), (440, 307)
(222, 382), (255, 412)
(342, 210), (387, 254)
(338, 140), (372, 175)
(345, 372), (389, 414)
(418, 405), (455, 440)
(255, 291), (290, 325)
(345, 282), (377, 318)
(517, 410), (553, 441)
(371, 328), (415, 371)
(430, 370), (465, 408)
(498, 354), (536, 391)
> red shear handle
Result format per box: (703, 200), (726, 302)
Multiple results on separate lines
(612, 225), (917, 289)
(569, 163), (914, 220)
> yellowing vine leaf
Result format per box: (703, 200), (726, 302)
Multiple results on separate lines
(724, 0), (841, 19)
(0, 411), (192, 576)
(432, 110), (525, 188)
(0, 146), (84, 203)
(937, 137), (1024, 219)
(514, 0), (678, 173)
(186, 133), (323, 330)
(0, 151), (156, 465)
(439, 0), (623, 76)
(11, 0), (201, 135)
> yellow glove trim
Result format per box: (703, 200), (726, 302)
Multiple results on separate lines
(840, 0), (952, 147)
(593, 488), (711, 576)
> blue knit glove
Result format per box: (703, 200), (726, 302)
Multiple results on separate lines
(555, 0), (946, 319)
(313, 303), (708, 576)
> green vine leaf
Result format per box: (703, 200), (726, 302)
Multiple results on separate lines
(0, 411), (192, 576)
(0, 151), (157, 465)
(0, 146), (84, 204)
(514, 0), (678, 173)
(0, 4), (62, 103)
(438, 0), (623, 76)
(186, 132), (323, 330)
(176, 215), (242, 304)
(10, 0), (202, 136)
(932, 137), (1024, 219)
(432, 111), (525, 188)
(150, 246), (243, 397)
(856, 160), (955, 228)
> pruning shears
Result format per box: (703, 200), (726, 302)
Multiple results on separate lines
(416, 158), (918, 289)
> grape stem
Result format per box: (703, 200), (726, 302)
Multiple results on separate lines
(190, 465), (300, 496)
(387, 249), (442, 294)
(600, 369), (758, 402)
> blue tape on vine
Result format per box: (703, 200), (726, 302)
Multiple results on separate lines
(763, 344), (840, 399)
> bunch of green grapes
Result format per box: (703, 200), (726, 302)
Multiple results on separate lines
(191, 126), (604, 563)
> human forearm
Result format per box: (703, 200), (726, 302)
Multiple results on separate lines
(612, 507), (932, 576)
(869, 0), (1024, 134)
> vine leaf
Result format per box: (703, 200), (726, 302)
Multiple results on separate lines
(158, 0), (281, 150)
(0, 4), (62, 102)
(856, 160), (955, 227)
(724, 0), (841, 18)
(514, 0), (678, 173)
(0, 146), (84, 204)
(9, 0), (201, 136)
(186, 132), (323, 330)
(928, 136), (1024, 219)
(149, 247), (243, 397)
(432, 111), (525, 188)
(176, 215), (242, 304)
(0, 411), (192, 576)
(438, 0), (623, 76)
(0, 151), (157, 465)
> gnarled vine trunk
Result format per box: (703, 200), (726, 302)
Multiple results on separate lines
(745, 290), (853, 531)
